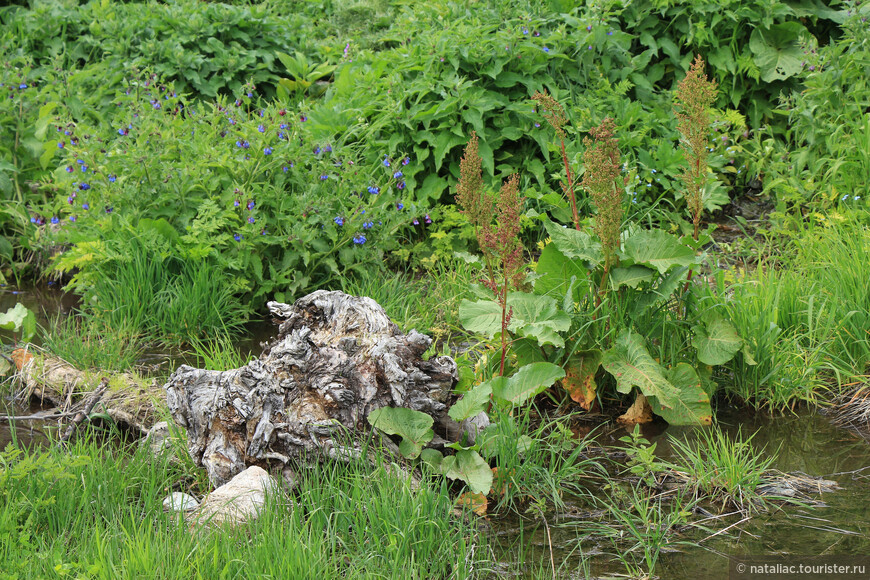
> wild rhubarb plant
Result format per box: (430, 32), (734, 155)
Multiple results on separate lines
(456, 131), (525, 377)
(533, 91), (580, 230)
(675, 55), (718, 242)
(581, 118), (623, 300)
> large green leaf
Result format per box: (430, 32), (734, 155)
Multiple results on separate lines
(534, 243), (589, 301)
(543, 220), (602, 265)
(602, 331), (679, 401)
(507, 292), (571, 348)
(749, 22), (805, 82)
(458, 299), (502, 336)
(610, 265), (656, 289)
(459, 292), (570, 347)
(647, 363), (712, 426)
(693, 316), (743, 365)
(367, 407), (434, 459)
(492, 362), (566, 406)
(622, 230), (696, 275)
(0, 303), (36, 342)
(440, 449), (493, 494)
(448, 379), (497, 422)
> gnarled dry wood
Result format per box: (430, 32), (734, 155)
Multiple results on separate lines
(165, 290), (462, 487)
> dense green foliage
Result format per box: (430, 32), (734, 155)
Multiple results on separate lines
(0, 0), (867, 411)
(2, 3), (869, 578)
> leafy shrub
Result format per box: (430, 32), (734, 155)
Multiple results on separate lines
(37, 73), (416, 336)
(0, 0), (310, 99)
(750, 5), (870, 214)
(595, 0), (845, 128)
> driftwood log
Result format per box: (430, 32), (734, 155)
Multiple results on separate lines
(165, 290), (467, 487)
(8, 347), (166, 436)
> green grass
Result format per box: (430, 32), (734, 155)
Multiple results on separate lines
(338, 258), (478, 342)
(586, 484), (697, 579)
(481, 408), (604, 515)
(793, 223), (870, 376)
(668, 426), (777, 513)
(0, 433), (484, 579)
(39, 314), (144, 372)
(81, 237), (251, 345)
(716, 266), (827, 411)
(714, 221), (869, 409)
(185, 331), (253, 371)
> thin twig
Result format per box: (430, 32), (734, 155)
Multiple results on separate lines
(539, 509), (557, 580)
(696, 516), (751, 543)
(0, 410), (80, 421)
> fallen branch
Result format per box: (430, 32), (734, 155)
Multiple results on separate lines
(0, 410), (80, 421)
(59, 377), (109, 445)
(10, 346), (166, 435)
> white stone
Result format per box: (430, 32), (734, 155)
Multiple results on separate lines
(163, 492), (200, 512)
(194, 466), (280, 526)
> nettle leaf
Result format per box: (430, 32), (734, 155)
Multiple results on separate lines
(543, 220), (603, 265)
(693, 316), (743, 365)
(602, 331), (679, 401)
(448, 379), (497, 422)
(648, 363), (712, 426)
(367, 407), (434, 459)
(610, 265), (656, 289)
(622, 230), (696, 275)
(441, 449), (493, 494)
(492, 362), (566, 406)
(749, 22), (805, 82)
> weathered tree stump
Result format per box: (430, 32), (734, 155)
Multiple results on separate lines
(164, 290), (460, 487)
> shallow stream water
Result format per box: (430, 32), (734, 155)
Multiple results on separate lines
(490, 411), (870, 578)
(3, 284), (869, 578)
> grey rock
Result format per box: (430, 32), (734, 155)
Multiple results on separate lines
(163, 492), (200, 512)
(194, 466), (281, 526)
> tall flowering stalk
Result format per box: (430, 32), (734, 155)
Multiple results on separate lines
(456, 133), (525, 378)
(582, 118), (623, 303)
(533, 91), (580, 230)
(675, 55), (718, 242)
